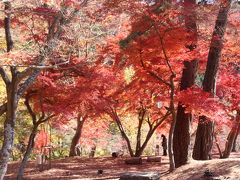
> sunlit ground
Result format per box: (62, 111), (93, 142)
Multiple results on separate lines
(5, 152), (240, 180)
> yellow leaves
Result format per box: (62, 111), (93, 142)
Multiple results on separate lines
(124, 66), (135, 84)
(0, 79), (6, 104)
(0, 36), (6, 51)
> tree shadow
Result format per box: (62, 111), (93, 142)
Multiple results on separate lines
(185, 160), (240, 180)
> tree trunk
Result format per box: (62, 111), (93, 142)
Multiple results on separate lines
(135, 109), (145, 156)
(173, 60), (198, 167)
(173, 0), (198, 168)
(119, 127), (134, 157)
(135, 129), (155, 157)
(232, 133), (238, 152)
(17, 92), (54, 180)
(17, 125), (38, 180)
(193, 117), (214, 160)
(0, 3), (17, 179)
(0, 77), (18, 180)
(168, 75), (176, 172)
(69, 116), (85, 157)
(222, 110), (240, 158)
(192, 0), (233, 160)
(214, 133), (223, 158)
(110, 109), (134, 157)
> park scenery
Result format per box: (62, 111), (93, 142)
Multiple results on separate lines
(0, 0), (239, 180)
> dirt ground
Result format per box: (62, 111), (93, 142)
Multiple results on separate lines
(4, 152), (240, 180)
(5, 155), (169, 180)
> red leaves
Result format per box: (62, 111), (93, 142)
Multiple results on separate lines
(217, 66), (240, 111)
(34, 130), (50, 153)
(33, 7), (57, 15)
(177, 86), (230, 124)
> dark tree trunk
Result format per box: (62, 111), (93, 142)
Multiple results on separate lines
(193, 117), (214, 160)
(232, 133), (238, 152)
(69, 116), (86, 157)
(17, 125), (38, 180)
(173, 0), (198, 168)
(135, 109), (145, 156)
(222, 110), (240, 158)
(173, 60), (198, 167)
(192, 0), (233, 160)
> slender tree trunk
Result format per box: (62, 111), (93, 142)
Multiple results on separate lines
(222, 129), (236, 158)
(192, 0), (233, 160)
(232, 133), (238, 152)
(222, 110), (240, 158)
(110, 109), (134, 157)
(168, 75), (176, 172)
(135, 120), (143, 156)
(121, 133), (134, 157)
(16, 92), (54, 180)
(214, 133), (223, 158)
(17, 125), (38, 180)
(135, 108), (145, 157)
(173, 0), (198, 168)
(135, 129), (154, 157)
(69, 117), (85, 157)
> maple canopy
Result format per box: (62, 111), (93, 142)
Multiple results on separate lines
(0, 0), (239, 177)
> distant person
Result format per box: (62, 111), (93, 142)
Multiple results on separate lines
(75, 144), (82, 156)
(155, 145), (160, 156)
(161, 134), (167, 156)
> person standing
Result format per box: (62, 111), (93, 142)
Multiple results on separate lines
(161, 134), (167, 156)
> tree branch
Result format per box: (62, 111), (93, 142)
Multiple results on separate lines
(0, 67), (10, 85)
(138, 49), (171, 86)
(38, 114), (55, 124)
(25, 93), (37, 125)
